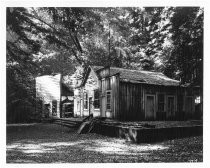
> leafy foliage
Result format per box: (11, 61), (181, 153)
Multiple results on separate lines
(6, 7), (203, 122)
(7, 8), (42, 123)
(170, 7), (203, 85)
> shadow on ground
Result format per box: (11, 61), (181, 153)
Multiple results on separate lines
(6, 123), (203, 163)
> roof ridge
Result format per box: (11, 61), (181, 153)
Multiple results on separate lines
(110, 66), (163, 74)
(91, 65), (163, 74)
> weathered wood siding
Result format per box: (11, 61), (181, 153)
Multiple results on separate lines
(177, 86), (198, 119)
(111, 75), (120, 118)
(100, 79), (107, 117)
(119, 82), (143, 120)
(74, 66), (201, 120)
(100, 77), (111, 117)
(119, 83), (199, 121)
(142, 84), (178, 120)
(100, 74), (120, 118)
(118, 83), (187, 121)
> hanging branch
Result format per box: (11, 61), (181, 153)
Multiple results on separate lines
(29, 8), (84, 65)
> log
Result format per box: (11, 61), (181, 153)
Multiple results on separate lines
(77, 121), (91, 134)
(77, 116), (106, 134)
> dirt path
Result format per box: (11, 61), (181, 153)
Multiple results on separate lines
(6, 123), (203, 163)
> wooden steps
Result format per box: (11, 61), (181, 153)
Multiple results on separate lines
(53, 118), (83, 128)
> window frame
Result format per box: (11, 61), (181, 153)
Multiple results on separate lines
(84, 92), (88, 109)
(106, 90), (111, 111)
(157, 93), (165, 112)
(77, 98), (80, 112)
(94, 89), (100, 109)
(195, 96), (201, 104)
(167, 95), (176, 116)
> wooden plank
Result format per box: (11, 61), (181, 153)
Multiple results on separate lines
(142, 85), (145, 119)
(126, 83), (129, 118)
(131, 84), (134, 119)
(119, 82), (122, 119)
(123, 83), (126, 120)
(101, 79), (106, 117)
(112, 76), (115, 118)
(111, 76), (114, 117)
(120, 82), (125, 120)
(116, 75), (120, 118)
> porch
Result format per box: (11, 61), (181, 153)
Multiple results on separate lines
(50, 117), (203, 143)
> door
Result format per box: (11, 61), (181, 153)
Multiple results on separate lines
(145, 95), (155, 119)
(62, 103), (73, 118)
(167, 96), (175, 117)
(43, 104), (50, 118)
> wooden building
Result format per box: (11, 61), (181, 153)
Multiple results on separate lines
(36, 74), (74, 118)
(74, 66), (202, 120)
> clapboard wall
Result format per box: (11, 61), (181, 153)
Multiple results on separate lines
(119, 82), (143, 120)
(36, 74), (61, 118)
(99, 72), (120, 118)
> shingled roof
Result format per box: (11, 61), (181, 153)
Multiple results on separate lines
(92, 66), (180, 86)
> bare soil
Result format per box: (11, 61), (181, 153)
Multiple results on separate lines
(6, 123), (203, 163)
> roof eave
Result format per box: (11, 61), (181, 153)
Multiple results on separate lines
(120, 79), (180, 86)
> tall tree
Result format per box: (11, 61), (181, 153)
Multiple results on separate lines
(170, 7), (203, 85)
(7, 7), (203, 123)
(7, 7), (42, 122)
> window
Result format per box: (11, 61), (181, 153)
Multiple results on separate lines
(195, 96), (201, 104)
(158, 94), (165, 112)
(106, 91), (111, 110)
(84, 92), (88, 109)
(77, 99), (80, 112)
(52, 100), (57, 116)
(94, 89), (100, 109)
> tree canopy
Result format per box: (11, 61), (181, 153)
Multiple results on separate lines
(6, 7), (203, 123)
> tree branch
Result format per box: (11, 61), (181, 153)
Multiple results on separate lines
(29, 8), (84, 65)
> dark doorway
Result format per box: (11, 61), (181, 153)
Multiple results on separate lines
(43, 104), (50, 118)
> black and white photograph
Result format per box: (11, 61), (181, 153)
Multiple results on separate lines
(2, 0), (207, 165)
